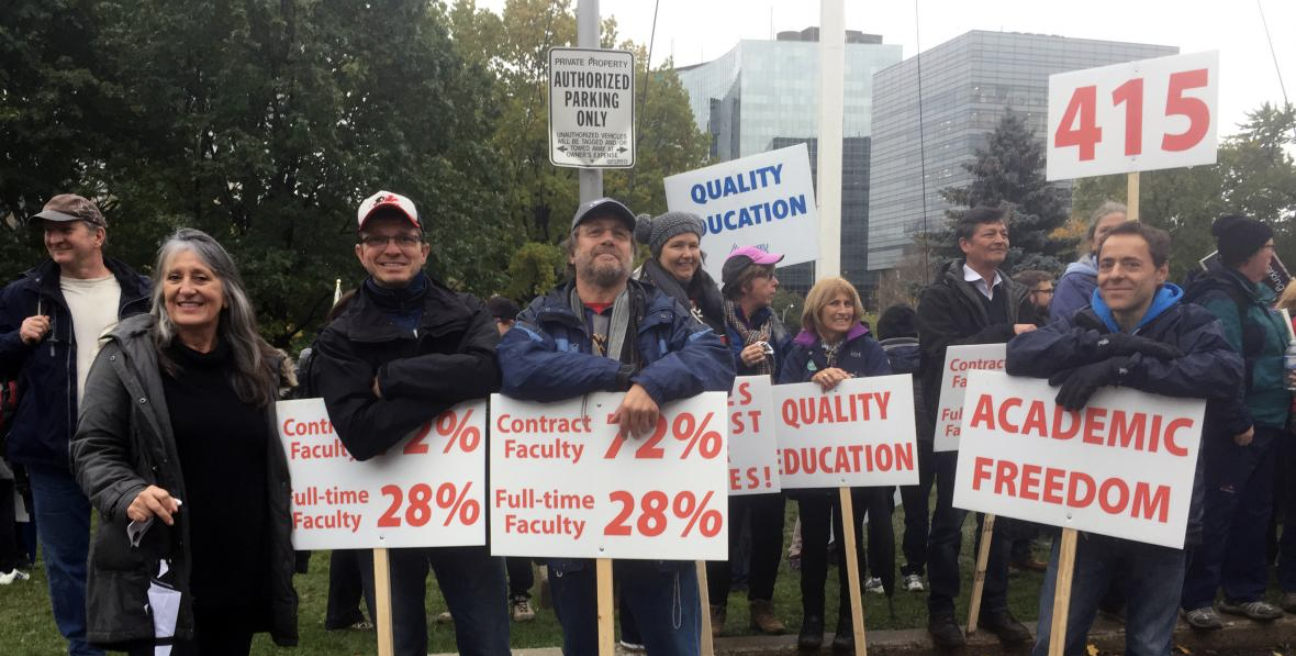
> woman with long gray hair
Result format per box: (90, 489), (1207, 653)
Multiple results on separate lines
(71, 228), (298, 655)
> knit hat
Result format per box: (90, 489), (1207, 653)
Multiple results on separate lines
(634, 211), (706, 258)
(877, 305), (918, 340)
(1212, 214), (1272, 266)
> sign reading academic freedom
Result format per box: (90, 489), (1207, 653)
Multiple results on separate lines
(548, 47), (635, 168)
(664, 144), (819, 281)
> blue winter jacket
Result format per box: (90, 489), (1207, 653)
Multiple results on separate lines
(778, 323), (893, 385)
(1005, 284), (1244, 545)
(1051, 255), (1098, 323)
(0, 258), (151, 469)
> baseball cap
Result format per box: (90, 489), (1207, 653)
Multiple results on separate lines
(570, 198), (636, 234)
(721, 246), (784, 285)
(357, 191), (421, 232)
(32, 194), (107, 229)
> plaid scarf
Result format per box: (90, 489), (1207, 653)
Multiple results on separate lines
(724, 300), (773, 376)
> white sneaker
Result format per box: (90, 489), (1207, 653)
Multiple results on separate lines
(864, 576), (884, 594)
(904, 573), (925, 592)
(618, 639), (646, 652)
(0, 569), (30, 585)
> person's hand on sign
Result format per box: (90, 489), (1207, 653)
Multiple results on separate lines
(1013, 324), (1037, 335)
(610, 384), (660, 439)
(811, 367), (852, 392)
(1049, 357), (1129, 411)
(20, 315), (51, 345)
(1234, 426), (1255, 446)
(740, 342), (770, 367)
(1095, 333), (1183, 361)
(128, 485), (181, 525)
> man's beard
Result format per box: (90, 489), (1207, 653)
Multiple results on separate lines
(579, 255), (627, 288)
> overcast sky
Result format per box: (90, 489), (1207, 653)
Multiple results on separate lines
(477, 0), (1294, 137)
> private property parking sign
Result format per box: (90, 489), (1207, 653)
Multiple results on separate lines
(549, 47), (635, 168)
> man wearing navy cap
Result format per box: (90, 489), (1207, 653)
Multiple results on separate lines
(310, 191), (509, 656)
(499, 197), (735, 655)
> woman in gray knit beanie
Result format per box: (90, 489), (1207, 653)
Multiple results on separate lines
(634, 211), (726, 333)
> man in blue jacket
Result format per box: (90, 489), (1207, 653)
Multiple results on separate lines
(498, 197), (735, 655)
(0, 194), (150, 656)
(1006, 222), (1244, 656)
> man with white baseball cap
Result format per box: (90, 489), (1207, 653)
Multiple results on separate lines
(310, 190), (510, 655)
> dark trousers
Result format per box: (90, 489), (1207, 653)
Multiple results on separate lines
(927, 451), (1010, 617)
(0, 478), (17, 573)
(507, 557), (534, 599)
(706, 492), (784, 604)
(325, 549), (374, 630)
(28, 464), (102, 656)
(370, 546), (510, 656)
(1274, 425), (1296, 592)
(1183, 427), (1280, 609)
(798, 487), (894, 620)
(127, 605), (258, 656)
(899, 439), (935, 577)
(550, 559), (700, 656)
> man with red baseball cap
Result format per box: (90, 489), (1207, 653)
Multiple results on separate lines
(311, 190), (509, 656)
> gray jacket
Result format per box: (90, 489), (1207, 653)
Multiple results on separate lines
(71, 314), (298, 648)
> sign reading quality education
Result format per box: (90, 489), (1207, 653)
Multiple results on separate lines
(277, 399), (487, 550)
(953, 371), (1204, 549)
(548, 47), (635, 168)
(664, 144), (819, 281)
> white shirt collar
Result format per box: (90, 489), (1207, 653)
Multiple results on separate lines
(962, 263), (1002, 301)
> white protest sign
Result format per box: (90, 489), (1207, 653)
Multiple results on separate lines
(1047, 50), (1219, 181)
(664, 144), (818, 280)
(773, 375), (918, 489)
(953, 371), (1204, 549)
(548, 47), (635, 168)
(933, 344), (1007, 452)
(490, 391), (728, 561)
(727, 376), (781, 495)
(277, 398), (487, 550)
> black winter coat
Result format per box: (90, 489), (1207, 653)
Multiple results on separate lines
(71, 315), (298, 647)
(310, 277), (501, 460)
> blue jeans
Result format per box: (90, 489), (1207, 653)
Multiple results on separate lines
(359, 546), (509, 656)
(28, 464), (102, 656)
(927, 451), (1010, 617)
(1033, 533), (1185, 656)
(1182, 427), (1279, 609)
(549, 559), (700, 655)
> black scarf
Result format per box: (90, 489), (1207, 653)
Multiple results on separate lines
(639, 259), (725, 332)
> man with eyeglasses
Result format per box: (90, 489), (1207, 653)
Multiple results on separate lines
(1016, 270), (1055, 323)
(310, 191), (510, 655)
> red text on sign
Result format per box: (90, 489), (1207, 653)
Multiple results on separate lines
(971, 456), (1170, 523)
(968, 394), (1192, 457)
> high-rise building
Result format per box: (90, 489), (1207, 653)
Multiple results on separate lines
(868, 31), (1177, 272)
(676, 28), (903, 296)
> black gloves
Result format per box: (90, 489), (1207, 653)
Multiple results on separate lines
(1049, 357), (1131, 410)
(1094, 333), (1183, 361)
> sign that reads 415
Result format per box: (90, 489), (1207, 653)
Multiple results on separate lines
(1047, 51), (1219, 181)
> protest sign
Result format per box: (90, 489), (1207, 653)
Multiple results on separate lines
(933, 344), (1007, 452)
(489, 391), (729, 561)
(277, 398), (487, 550)
(1199, 249), (1289, 296)
(1047, 51), (1219, 181)
(548, 47), (635, 168)
(953, 371), (1205, 549)
(664, 144), (818, 280)
(773, 375), (918, 489)
(727, 376), (781, 495)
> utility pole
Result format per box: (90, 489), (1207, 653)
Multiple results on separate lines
(578, 0), (603, 204)
(816, 0), (844, 281)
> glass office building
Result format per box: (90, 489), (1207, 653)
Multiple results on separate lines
(676, 28), (902, 296)
(867, 31), (1177, 271)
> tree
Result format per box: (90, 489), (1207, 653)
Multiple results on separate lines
(504, 241), (566, 301)
(934, 109), (1075, 274)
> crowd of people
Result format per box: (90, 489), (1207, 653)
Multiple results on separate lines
(0, 190), (1292, 656)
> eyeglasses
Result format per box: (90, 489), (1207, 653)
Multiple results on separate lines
(360, 234), (422, 249)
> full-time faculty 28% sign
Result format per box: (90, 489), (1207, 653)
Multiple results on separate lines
(549, 47), (635, 168)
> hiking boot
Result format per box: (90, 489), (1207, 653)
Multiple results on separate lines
(833, 611), (855, 652)
(749, 599), (785, 635)
(1218, 598), (1284, 621)
(928, 612), (965, 649)
(1182, 606), (1223, 631)
(980, 608), (1031, 646)
(798, 614), (825, 651)
(511, 596), (536, 623)
(709, 604), (726, 637)
(1280, 592), (1296, 613)
(903, 573), (925, 592)
(1011, 557), (1048, 573)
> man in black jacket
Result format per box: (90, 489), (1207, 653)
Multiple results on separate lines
(0, 194), (149, 656)
(310, 191), (508, 656)
(917, 206), (1039, 648)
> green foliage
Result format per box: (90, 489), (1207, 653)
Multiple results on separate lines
(934, 109), (1075, 274)
(505, 241), (566, 301)
(772, 288), (805, 331)
(1072, 103), (1296, 282)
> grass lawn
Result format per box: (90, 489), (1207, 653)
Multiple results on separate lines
(0, 496), (1059, 654)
